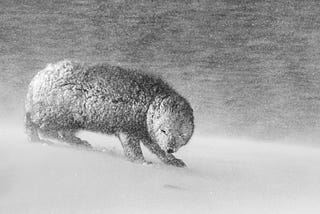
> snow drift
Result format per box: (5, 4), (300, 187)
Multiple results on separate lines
(1, 124), (320, 214)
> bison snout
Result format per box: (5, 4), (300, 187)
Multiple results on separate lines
(167, 148), (174, 153)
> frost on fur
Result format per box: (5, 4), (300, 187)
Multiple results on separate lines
(25, 60), (194, 167)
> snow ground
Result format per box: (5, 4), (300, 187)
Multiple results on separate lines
(1, 125), (320, 214)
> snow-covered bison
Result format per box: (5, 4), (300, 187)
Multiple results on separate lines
(25, 60), (194, 167)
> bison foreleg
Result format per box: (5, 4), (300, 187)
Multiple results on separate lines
(117, 132), (146, 163)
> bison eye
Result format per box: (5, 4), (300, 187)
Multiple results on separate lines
(160, 129), (167, 135)
(179, 133), (186, 139)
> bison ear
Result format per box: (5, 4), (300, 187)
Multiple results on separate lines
(158, 95), (184, 113)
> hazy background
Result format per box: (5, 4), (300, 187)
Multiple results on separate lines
(2, 0), (320, 141)
(2, 2), (320, 213)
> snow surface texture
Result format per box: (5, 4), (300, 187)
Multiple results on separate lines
(1, 125), (320, 214)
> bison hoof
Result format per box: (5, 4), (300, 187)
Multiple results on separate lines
(74, 140), (92, 148)
(166, 157), (186, 167)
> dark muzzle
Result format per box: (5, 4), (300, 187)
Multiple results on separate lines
(167, 148), (174, 154)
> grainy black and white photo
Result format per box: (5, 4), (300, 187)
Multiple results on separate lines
(1, 0), (320, 213)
